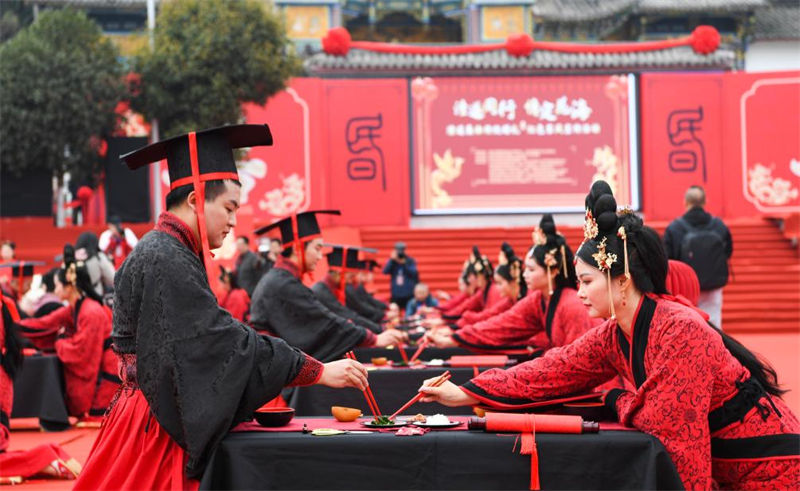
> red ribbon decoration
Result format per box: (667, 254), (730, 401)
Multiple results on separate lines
(338, 246), (348, 304)
(322, 25), (720, 58)
(170, 172), (240, 191)
(187, 132), (212, 272)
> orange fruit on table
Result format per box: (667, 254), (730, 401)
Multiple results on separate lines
(371, 357), (388, 366)
(332, 406), (363, 422)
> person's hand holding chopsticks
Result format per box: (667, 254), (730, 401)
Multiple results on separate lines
(417, 376), (479, 407)
(318, 358), (369, 391)
(375, 329), (406, 348)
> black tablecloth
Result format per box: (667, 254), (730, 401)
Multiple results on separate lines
(11, 355), (70, 430)
(200, 426), (683, 490)
(352, 347), (471, 363)
(286, 367), (483, 417)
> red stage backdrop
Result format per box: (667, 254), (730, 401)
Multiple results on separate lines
(411, 75), (639, 215)
(724, 71), (800, 217)
(641, 71), (800, 220)
(322, 79), (410, 226)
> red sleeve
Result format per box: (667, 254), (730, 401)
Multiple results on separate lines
(287, 354), (324, 387)
(458, 296), (513, 327)
(444, 291), (483, 317)
(54, 306), (105, 370)
(610, 314), (718, 490)
(460, 321), (619, 404)
(18, 305), (73, 335)
(453, 293), (544, 350)
(437, 291), (467, 312)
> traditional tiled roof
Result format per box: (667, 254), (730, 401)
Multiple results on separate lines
(29, 0), (155, 5)
(533, 0), (637, 22)
(304, 44), (735, 76)
(754, 5), (800, 40)
(638, 0), (767, 13)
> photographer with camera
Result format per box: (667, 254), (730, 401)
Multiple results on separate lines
(382, 241), (419, 311)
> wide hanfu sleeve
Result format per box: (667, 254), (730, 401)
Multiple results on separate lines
(453, 293), (544, 351)
(460, 322), (618, 406)
(129, 247), (315, 479)
(457, 296), (513, 327)
(251, 271), (373, 363)
(443, 291), (483, 318)
(17, 305), (74, 350)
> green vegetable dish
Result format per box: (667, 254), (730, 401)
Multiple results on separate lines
(372, 415), (395, 425)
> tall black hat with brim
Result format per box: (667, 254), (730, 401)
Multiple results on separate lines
(120, 124), (273, 270)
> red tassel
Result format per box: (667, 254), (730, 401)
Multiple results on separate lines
(529, 442), (540, 490)
(513, 415), (540, 490)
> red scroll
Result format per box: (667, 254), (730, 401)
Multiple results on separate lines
(471, 413), (596, 490)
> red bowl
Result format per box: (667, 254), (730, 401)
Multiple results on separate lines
(254, 407), (295, 427)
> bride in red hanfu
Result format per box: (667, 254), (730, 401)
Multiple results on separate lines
(418, 181), (800, 490)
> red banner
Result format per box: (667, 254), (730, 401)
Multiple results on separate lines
(322, 79), (410, 226)
(723, 71), (800, 217)
(641, 71), (800, 220)
(640, 73), (725, 221)
(242, 78), (325, 226)
(411, 76), (638, 214)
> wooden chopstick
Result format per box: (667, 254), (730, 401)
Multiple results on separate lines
(398, 343), (410, 363)
(347, 351), (383, 418)
(345, 352), (379, 420)
(408, 337), (429, 364)
(388, 370), (451, 420)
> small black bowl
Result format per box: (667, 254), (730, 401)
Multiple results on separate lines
(254, 407), (295, 427)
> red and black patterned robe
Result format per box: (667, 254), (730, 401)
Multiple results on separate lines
(461, 295), (800, 490)
(435, 290), (469, 313)
(18, 298), (119, 417)
(453, 288), (602, 355)
(456, 296), (515, 328)
(442, 284), (502, 318)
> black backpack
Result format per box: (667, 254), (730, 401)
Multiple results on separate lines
(678, 217), (729, 290)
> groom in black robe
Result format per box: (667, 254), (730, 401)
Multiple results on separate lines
(250, 212), (405, 362)
(75, 125), (369, 488)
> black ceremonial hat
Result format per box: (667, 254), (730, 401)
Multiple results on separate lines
(120, 124), (273, 190)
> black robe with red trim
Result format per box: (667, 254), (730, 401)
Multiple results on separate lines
(250, 256), (376, 363)
(461, 295), (800, 490)
(111, 212), (324, 480)
(311, 280), (382, 334)
(356, 283), (388, 311)
(345, 284), (385, 323)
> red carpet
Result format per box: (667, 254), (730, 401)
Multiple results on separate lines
(5, 425), (98, 489)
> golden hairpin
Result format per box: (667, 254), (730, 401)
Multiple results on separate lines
(591, 237), (617, 272)
(617, 226), (630, 279)
(560, 245), (568, 278)
(544, 248), (558, 295)
(583, 209), (599, 242)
